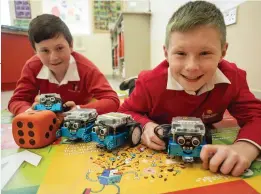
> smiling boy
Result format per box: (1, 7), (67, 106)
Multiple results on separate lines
(8, 14), (119, 115)
(119, 1), (261, 176)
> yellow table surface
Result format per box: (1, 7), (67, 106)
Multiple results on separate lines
(1, 110), (261, 194)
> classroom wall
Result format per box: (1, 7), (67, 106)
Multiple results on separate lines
(8, 0), (113, 76)
(224, 1), (261, 98)
(149, 0), (246, 66)
(150, 0), (184, 67)
(149, 0), (261, 98)
(76, 34), (112, 76)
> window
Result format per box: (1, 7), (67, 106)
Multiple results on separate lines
(1, 0), (11, 26)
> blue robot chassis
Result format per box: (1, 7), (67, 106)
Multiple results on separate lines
(91, 112), (142, 150)
(56, 109), (98, 142)
(155, 117), (211, 162)
(34, 93), (63, 112)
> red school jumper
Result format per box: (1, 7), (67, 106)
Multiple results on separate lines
(8, 52), (120, 115)
(119, 60), (261, 146)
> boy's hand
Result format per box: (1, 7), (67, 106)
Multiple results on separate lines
(200, 141), (260, 176)
(141, 122), (166, 150)
(32, 95), (40, 108)
(63, 101), (77, 111)
(55, 112), (65, 126)
(25, 95), (40, 112)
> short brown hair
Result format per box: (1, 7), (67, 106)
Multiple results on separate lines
(165, 1), (226, 48)
(28, 14), (73, 50)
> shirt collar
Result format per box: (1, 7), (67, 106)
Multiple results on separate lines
(36, 55), (80, 86)
(166, 67), (231, 96)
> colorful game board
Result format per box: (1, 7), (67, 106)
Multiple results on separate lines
(1, 110), (261, 194)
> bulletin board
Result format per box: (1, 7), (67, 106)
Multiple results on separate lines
(13, 0), (31, 28)
(14, 0), (32, 19)
(92, 0), (122, 33)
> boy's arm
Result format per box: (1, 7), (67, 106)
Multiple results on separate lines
(8, 63), (39, 115)
(118, 76), (153, 127)
(119, 76), (166, 150)
(200, 68), (260, 177)
(79, 68), (120, 114)
(227, 68), (261, 150)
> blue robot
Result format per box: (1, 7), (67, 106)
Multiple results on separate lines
(56, 109), (98, 142)
(34, 93), (63, 112)
(91, 112), (142, 150)
(155, 117), (211, 163)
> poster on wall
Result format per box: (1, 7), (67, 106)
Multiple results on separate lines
(92, 0), (122, 33)
(42, 0), (90, 34)
(14, 0), (31, 19)
(13, 19), (31, 28)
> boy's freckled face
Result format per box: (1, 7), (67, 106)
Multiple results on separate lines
(164, 26), (227, 92)
(35, 34), (73, 74)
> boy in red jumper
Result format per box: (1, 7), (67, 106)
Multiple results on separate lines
(119, 1), (261, 176)
(8, 14), (119, 115)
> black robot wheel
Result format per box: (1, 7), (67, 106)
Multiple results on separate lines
(129, 124), (142, 147)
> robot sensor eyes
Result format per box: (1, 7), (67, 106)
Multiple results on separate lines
(63, 122), (80, 129)
(40, 97), (46, 103)
(40, 97), (56, 103)
(73, 123), (80, 129)
(177, 136), (185, 145)
(50, 97), (56, 102)
(191, 137), (200, 146)
(63, 122), (70, 128)
(92, 127), (98, 133)
(99, 128), (108, 136)
(177, 136), (201, 147)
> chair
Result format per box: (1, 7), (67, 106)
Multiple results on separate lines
(119, 76), (137, 96)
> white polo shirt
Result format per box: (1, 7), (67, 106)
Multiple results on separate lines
(36, 55), (80, 86)
(166, 67), (231, 95)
